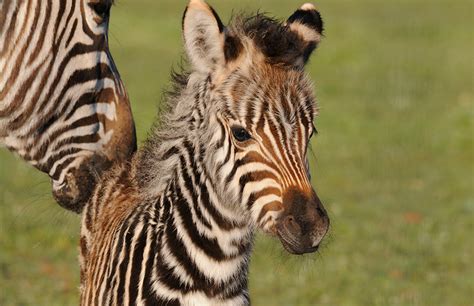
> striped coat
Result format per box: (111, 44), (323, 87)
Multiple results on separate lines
(0, 0), (136, 212)
(80, 1), (329, 305)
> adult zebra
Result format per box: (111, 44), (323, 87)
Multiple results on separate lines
(0, 0), (136, 212)
(80, 1), (329, 305)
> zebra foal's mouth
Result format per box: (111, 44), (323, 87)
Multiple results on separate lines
(276, 223), (320, 255)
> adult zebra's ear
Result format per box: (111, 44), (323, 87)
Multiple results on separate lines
(286, 3), (324, 66)
(182, 0), (226, 74)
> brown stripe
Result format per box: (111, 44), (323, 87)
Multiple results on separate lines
(257, 201), (283, 222)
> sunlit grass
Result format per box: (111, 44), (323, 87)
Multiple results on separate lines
(1, 0), (473, 305)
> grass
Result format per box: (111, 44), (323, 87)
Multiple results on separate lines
(1, 0), (473, 305)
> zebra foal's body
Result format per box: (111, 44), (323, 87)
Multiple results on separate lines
(81, 1), (329, 305)
(82, 162), (252, 305)
(0, 0), (136, 211)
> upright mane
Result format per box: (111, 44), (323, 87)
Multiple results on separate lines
(236, 13), (321, 66)
(135, 67), (191, 198)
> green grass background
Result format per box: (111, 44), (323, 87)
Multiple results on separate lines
(1, 0), (473, 305)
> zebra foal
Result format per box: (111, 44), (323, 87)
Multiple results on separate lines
(81, 1), (329, 305)
(0, 0), (136, 212)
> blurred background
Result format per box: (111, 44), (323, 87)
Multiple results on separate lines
(1, 0), (473, 305)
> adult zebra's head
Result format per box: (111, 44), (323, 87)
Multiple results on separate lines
(0, 0), (136, 212)
(181, 0), (329, 254)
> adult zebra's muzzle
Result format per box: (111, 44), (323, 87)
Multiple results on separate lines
(52, 154), (112, 213)
(276, 187), (329, 254)
(51, 87), (137, 213)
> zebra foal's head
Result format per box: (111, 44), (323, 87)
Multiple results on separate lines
(180, 0), (329, 254)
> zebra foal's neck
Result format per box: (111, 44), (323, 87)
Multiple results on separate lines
(81, 154), (253, 305)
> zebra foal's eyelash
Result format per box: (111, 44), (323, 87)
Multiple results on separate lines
(88, 2), (110, 19)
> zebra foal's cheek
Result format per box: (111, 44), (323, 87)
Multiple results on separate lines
(255, 202), (284, 234)
(239, 167), (284, 231)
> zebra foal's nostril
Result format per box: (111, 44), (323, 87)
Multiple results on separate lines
(283, 215), (301, 234)
(317, 206), (326, 218)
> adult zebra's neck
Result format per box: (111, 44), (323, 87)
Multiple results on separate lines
(0, 0), (136, 212)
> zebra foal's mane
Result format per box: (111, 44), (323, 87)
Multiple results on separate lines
(136, 11), (320, 198)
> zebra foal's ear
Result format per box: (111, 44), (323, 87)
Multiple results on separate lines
(182, 0), (226, 73)
(286, 3), (324, 65)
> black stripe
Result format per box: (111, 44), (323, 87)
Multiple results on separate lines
(174, 184), (227, 260)
(46, 155), (78, 180)
(147, 296), (180, 306)
(214, 120), (226, 149)
(141, 214), (160, 304)
(128, 221), (148, 303)
(224, 158), (245, 184)
(179, 156), (212, 230)
(65, 18), (78, 48)
(155, 244), (191, 292)
(163, 209), (209, 291)
(115, 214), (140, 305)
(181, 141), (234, 230)
(160, 146), (179, 161)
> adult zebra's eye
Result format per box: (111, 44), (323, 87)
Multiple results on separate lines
(89, 2), (110, 19)
(231, 126), (252, 142)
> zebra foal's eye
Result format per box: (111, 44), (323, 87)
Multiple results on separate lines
(231, 126), (252, 142)
(89, 2), (110, 19)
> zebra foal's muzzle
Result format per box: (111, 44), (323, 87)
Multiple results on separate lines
(276, 187), (329, 254)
